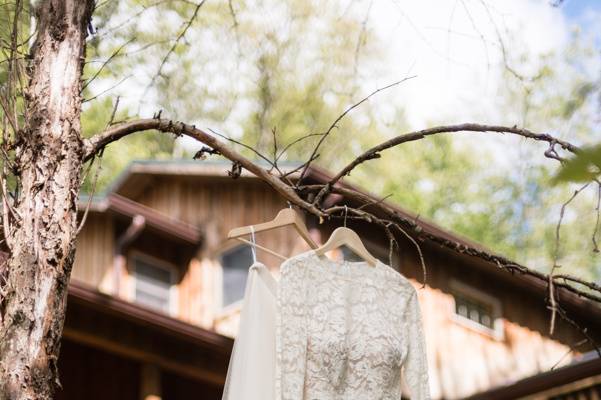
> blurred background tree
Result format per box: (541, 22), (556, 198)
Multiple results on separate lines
(75, 0), (601, 281)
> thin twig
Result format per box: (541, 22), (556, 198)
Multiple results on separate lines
(82, 39), (133, 91)
(271, 127), (278, 165)
(549, 182), (590, 335)
(208, 128), (276, 169)
(352, 0), (373, 85)
(357, 193), (392, 210)
(552, 183), (590, 268)
(77, 153), (103, 235)
(276, 132), (324, 163)
(556, 303), (601, 357)
(297, 77), (416, 188)
(227, 0), (242, 57)
(140, 0), (206, 103)
(593, 183), (601, 253)
(83, 75), (132, 103)
(280, 155), (319, 179)
(392, 222), (427, 287)
(550, 338), (587, 371)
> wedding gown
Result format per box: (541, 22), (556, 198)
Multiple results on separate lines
(222, 250), (430, 400)
(221, 261), (277, 400)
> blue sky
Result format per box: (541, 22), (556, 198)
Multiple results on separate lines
(561, 0), (601, 45)
(561, 0), (601, 19)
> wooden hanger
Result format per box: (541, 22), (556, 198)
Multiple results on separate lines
(227, 208), (318, 249)
(315, 226), (378, 266)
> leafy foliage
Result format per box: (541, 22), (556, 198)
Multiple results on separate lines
(554, 145), (601, 183)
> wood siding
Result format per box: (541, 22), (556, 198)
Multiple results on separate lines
(72, 213), (114, 293)
(418, 284), (571, 399)
(71, 171), (598, 399)
(135, 177), (312, 268)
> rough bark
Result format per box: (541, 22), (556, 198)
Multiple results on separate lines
(0, 1), (94, 399)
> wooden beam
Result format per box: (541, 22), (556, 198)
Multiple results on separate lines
(62, 328), (225, 385)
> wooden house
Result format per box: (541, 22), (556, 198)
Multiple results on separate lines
(58, 160), (601, 400)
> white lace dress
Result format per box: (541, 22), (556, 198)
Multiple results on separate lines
(276, 251), (430, 400)
(223, 250), (430, 400)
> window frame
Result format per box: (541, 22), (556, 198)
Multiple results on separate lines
(129, 250), (179, 317)
(215, 242), (255, 312)
(449, 279), (504, 340)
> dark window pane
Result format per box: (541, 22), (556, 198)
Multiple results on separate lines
(341, 246), (364, 262)
(220, 245), (253, 306)
(453, 292), (496, 329)
(134, 258), (172, 313)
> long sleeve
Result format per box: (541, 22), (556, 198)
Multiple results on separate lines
(222, 264), (277, 400)
(402, 288), (431, 400)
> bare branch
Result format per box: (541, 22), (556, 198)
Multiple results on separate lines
(549, 183), (590, 335)
(271, 127), (278, 164)
(85, 117), (601, 311)
(555, 274), (601, 296)
(300, 183), (601, 303)
(313, 123), (582, 206)
(553, 183), (590, 268)
(593, 183), (601, 253)
(83, 118), (324, 217)
(550, 338), (587, 370)
(555, 303), (601, 357)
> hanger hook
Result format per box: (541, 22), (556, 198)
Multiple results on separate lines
(344, 205), (348, 227)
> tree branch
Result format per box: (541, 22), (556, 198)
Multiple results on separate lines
(312, 123), (581, 206)
(83, 118), (324, 217)
(86, 117), (601, 307)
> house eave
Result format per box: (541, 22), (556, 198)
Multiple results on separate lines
(462, 352), (601, 400)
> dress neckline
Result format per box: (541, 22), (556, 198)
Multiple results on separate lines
(287, 249), (386, 282)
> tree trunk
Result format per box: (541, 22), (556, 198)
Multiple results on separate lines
(0, 1), (94, 399)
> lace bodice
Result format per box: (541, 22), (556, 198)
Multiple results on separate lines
(276, 251), (430, 400)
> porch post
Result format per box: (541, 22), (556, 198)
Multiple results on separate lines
(140, 363), (162, 400)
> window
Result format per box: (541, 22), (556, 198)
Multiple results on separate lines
(133, 256), (175, 314)
(341, 246), (364, 262)
(220, 244), (254, 306)
(450, 280), (503, 338)
(341, 238), (393, 265)
(454, 292), (494, 329)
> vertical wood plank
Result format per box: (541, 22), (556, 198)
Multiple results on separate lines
(139, 363), (161, 400)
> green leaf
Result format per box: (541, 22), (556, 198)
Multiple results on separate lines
(553, 144), (601, 183)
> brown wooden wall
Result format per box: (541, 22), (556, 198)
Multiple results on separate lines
(71, 172), (600, 399)
(133, 176), (312, 266)
(72, 213), (114, 292)
(56, 340), (141, 400)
